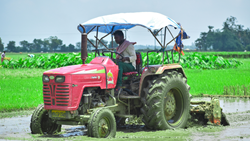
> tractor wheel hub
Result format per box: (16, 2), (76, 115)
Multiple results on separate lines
(164, 91), (176, 120)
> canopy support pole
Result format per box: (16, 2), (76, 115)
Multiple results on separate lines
(87, 39), (96, 48)
(111, 26), (115, 48)
(94, 36), (109, 50)
(166, 27), (182, 63)
(163, 27), (167, 65)
(95, 26), (99, 56)
(99, 32), (111, 42)
(111, 35), (113, 48)
(155, 28), (163, 36)
(87, 26), (96, 34)
(148, 29), (164, 48)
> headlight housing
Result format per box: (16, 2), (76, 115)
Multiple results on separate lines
(43, 75), (49, 82)
(55, 76), (65, 83)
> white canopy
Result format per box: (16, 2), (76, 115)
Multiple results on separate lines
(78, 12), (181, 34)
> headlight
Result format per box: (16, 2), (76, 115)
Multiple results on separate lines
(43, 75), (49, 82)
(55, 76), (65, 83)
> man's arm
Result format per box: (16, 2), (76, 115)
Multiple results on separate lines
(122, 44), (136, 62)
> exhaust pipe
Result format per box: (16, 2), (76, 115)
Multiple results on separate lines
(80, 25), (88, 64)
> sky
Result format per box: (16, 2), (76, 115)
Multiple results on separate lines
(0, 0), (249, 47)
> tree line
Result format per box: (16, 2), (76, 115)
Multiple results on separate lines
(1, 16), (249, 52)
(0, 36), (118, 52)
(195, 16), (250, 51)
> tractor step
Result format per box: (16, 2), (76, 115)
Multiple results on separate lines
(119, 95), (140, 99)
(56, 121), (81, 125)
(115, 114), (134, 118)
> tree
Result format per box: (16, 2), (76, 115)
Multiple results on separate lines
(195, 32), (209, 51)
(0, 38), (4, 51)
(61, 44), (67, 52)
(42, 39), (50, 52)
(32, 39), (43, 52)
(20, 40), (32, 52)
(48, 36), (63, 52)
(108, 41), (118, 48)
(195, 16), (248, 51)
(68, 44), (75, 52)
(87, 39), (95, 50)
(76, 42), (81, 50)
(99, 39), (108, 49)
(246, 44), (250, 51)
(6, 41), (16, 52)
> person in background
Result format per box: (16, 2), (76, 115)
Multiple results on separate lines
(28, 54), (34, 58)
(1, 51), (6, 63)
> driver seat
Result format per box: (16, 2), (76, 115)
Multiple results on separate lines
(122, 52), (142, 76)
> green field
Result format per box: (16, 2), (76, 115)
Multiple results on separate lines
(4, 52), (55, 60)
(190, 51), (250, 58)
(0, 52), (249, 112)
(185, 58), (250, 95)
(0, 69), (44, 112)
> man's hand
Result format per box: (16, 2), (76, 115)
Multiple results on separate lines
(122, 57), (130, 62)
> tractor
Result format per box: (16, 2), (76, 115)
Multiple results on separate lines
(30, 12), (229, 138)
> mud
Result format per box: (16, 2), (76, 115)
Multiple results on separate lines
(0, 97), (250, 140)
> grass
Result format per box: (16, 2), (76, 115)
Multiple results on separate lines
(191, 51), (250, 55)
(187, 51), (250, 58)
(0, 52), (250, 112)
(0, 69), (45, 112)
(4, 52), (57, 60)
(185, 58), (250, 96)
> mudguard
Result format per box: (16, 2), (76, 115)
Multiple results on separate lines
(139, 63), (187, 96)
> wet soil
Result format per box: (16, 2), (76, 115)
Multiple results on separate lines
(0, 97), (250, 141)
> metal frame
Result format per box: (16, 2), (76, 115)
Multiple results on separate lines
(146, 26), (182, 68)
(80, 24), (183, 66)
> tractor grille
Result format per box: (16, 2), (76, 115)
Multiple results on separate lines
(43, 84), (70, 106)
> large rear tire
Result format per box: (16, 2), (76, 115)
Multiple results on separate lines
(87, 108), (116, 138)
(141, 71), (190, 129)
(30, 104), (61, 134)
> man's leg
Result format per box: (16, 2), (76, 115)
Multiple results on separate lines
(117, 62), (135, 87)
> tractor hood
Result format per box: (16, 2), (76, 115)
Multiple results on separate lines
(43, 64), (105, 75)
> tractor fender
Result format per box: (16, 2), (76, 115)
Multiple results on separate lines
(139, 64), (187, 96)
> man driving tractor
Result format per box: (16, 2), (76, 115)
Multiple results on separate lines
(113, 30), (136, 94)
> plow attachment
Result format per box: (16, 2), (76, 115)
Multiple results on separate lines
(190, 97), (230, 126)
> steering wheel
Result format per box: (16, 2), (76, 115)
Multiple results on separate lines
(102, 50), (124, 60)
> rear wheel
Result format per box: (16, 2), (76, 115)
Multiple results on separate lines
(87, 108), (116, 138)
(141, 71), (190, 129)
(30, 104), (61, 134)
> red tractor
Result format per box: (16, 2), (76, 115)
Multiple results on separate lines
(30, 12), (228, 138)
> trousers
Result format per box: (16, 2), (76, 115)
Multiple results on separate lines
(117, 62), (135, 86)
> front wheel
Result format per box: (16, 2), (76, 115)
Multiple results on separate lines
(141, 71), (190, 129)
(30, 104), (61, 134)
(87, 108), (116, 138)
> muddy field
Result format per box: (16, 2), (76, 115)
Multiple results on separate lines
(0, 97), (250, 141)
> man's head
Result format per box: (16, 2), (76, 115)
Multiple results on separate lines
(3, 51), (5, 53)
(113, 30), (124, 45)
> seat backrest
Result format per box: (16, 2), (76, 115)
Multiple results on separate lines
(136, 52), (142, 65)
(136, 52), (143, 74)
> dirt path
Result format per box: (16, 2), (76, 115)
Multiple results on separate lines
(0, 97), (250, 140)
